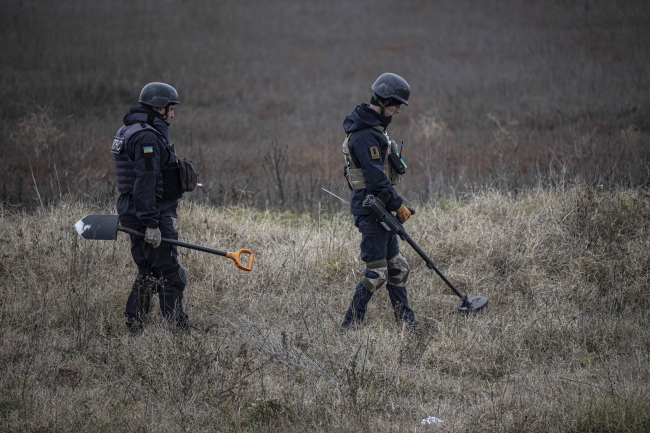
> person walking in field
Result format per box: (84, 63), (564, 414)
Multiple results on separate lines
(112, 82), (196, 332)
(341, 73), (416, 328)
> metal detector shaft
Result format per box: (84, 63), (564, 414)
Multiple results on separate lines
(362, 193), (476, 305)
(396, 231), (465, 300)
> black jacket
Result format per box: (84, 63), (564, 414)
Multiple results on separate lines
(343, 103), (403, 216)
(115, 107), (178, 228)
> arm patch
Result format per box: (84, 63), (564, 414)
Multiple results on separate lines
(111, 137), (124, 154)
(369, 146), (380, 160)
(142, 145), (154, 171)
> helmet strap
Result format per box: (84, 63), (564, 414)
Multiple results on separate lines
(160, 105), (171, 125)
(372, 92), (387, 116)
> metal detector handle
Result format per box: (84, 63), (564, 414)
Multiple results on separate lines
(117, 226), (254, 271)
(375, 189), (415, 218)
(226, 249), (255, 272)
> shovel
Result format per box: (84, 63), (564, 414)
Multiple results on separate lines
(74, 214), (254, 271)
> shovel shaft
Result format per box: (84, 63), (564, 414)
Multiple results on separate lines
(117, 226), (255, 271)
(118, 226), (228, 256)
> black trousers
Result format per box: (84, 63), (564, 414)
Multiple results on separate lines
(120, 214), (188, 328)
(343, 230), (416, 326)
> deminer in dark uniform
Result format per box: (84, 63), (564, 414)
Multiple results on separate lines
(341, 73), (416, 328)
(112, 82), (195, 332)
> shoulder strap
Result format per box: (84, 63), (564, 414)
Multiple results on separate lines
(124, 122), (166, 142)
(348, 125), (385, 139)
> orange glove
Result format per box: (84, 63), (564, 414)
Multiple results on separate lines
(395, 204), (411, 223)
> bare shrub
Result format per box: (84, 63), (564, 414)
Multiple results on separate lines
(2, 0), (649, 211)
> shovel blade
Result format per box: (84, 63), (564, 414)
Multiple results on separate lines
(458, 295), (488, 313)
(75, 214), (119, 240)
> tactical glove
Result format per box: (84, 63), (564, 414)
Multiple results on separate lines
(145, 227), (161, 248)
(396, 204), (411, 223)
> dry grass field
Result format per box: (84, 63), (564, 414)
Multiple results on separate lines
(1, 184), (648, 431)
(1, 0), (650, 431)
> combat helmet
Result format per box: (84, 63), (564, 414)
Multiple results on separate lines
(372, 73), (410, 108)
(139, 82), (180, 108)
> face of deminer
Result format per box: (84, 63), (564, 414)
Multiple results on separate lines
(383, 104), (401, 116)
(370, 103), (402, 117)
(153, 104), (176, 123)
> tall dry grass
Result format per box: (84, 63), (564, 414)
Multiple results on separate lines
(1, 185), (648, 431)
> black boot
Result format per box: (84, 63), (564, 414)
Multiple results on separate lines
(342, 282), (374, 328)
(387, 284), (417, 327)
(159, 266), (189, 330)
(125, 267), (155, 333)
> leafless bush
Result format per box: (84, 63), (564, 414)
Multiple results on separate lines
(1, 0), (649, 211)
(263, 141), (289, 208)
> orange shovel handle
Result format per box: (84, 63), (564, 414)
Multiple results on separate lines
(226, 249), (254, 271)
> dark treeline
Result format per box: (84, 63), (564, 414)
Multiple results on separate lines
(1, 0), (649, 212)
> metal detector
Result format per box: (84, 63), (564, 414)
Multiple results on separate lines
(363, 193), (488, 313)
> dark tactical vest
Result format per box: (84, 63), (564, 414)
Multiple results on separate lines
(112, 122), (180, 199)
(342, 126), (402, 190)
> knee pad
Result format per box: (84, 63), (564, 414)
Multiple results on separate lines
(178, 266), (187, 286)
(162, 266), (187, 299)
(361, 259), (388, 293)
(387, 253), (410, 288)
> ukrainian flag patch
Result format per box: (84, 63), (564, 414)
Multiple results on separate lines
(143, 146), (153, 154)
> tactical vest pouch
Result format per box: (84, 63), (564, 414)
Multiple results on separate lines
(388, 152), (406, 175)
(346, 166), (367, 189)
(387, 140), (402, 185)
(177, 158), (198, 192)
(161, 159), (198, 200)
(162, 167), (184, 200)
